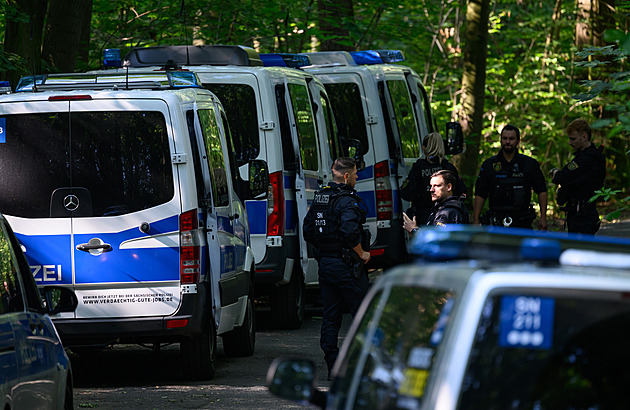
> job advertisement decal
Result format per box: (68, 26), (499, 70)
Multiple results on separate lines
(499, 295), (555, 349)
(75, 287), (180, 318)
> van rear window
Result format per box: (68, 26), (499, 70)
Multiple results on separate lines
(0, 111), (173, 218)
(204, 83), (260, 166)
(324, 83), (369, 156)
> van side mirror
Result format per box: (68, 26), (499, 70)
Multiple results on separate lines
(248, 159), (270, 199)
(267, 357), (318, 403)
(344, 138), (365, 170)
(444, 122), (464, 155)
(41, 286), (78, 315)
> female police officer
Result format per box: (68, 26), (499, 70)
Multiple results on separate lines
(302, 157), (370, 378)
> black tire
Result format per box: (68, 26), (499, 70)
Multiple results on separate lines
(222, 293), (256, 357)
(271, 268), (305, 330)
(181, 320), (217, 380)
(63, 373), (73, 410)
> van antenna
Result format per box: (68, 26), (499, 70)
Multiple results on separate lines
(180, 0), (190, 65)
(30, 22), (38, 92)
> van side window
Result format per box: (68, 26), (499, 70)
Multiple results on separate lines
(321, 93), (343, 160)
(387, 80), (420, 159)
(377, 81), (399, 163)
(324, 83), (369, 156)
(0, 224), (23, 314)
(416, 80), (437, 133)
(204, 84), (260, 166)
(198, 109), (229, 207)
(185, 110), (209, 207)
(275, 85), (298, 171)
(287, 83), (319, 171)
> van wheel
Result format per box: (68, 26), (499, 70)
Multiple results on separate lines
(222, 293), (256, 357)
(181, 320), (217, 380)
(271, 269), (304, 330)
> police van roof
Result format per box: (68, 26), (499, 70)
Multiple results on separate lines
(124, 45), (263, 68)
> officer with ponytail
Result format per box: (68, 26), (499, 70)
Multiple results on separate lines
(303, 157), (370, 379)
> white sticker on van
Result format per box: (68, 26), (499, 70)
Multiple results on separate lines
(75, 287), (180, 318)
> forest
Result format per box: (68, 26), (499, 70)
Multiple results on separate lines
(1, 0), (628, 222)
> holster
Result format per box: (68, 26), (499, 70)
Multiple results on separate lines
(342, 248), (363, 279)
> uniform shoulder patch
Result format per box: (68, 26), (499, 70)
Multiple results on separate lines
(435, 222), (446, 228)
(493, 162), (502, 172)
(567, 161), (578, 171)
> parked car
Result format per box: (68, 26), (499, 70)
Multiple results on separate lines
(3, 69), (262, 380)
(0, 212), (78, 410)
(267, 226), (630, 409)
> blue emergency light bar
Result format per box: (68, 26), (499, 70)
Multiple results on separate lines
(103, 48), (122, 68)
(376, 49), (405, 63)
(350, 50), (406, 65)
(0, 81), (11, 94)
(15, 71), (202, 92)
(410, 225), (630, 263)
(260, 53), (311, 68)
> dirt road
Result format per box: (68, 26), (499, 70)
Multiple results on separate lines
(72, 308), (348, 409)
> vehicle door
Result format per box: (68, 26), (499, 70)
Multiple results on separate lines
(284, 79), (320, 278)
(308, 79), (342, 185)
(60, 98), (181, 319)
(193, 102), (237, 331)
(0, 218), (59, 408)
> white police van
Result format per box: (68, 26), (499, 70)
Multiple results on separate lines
(0, 70), (262, 380)
(122, 45), (344, 329)
(302, 50), (463, 268)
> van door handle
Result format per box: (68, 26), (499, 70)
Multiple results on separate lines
(76, 243), (112, 252)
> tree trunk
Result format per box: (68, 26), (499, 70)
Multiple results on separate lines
(41, 0), (93, 72)
(457, 0), (491, 196)
(2, 0), (48, 87)
(576, 0), (616, 49)
(317, 0), (354, 51)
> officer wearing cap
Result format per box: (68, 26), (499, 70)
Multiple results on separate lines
(473, 124), (548, 229)
(550, 118), (605, 234)
(303, 157), (370, 378)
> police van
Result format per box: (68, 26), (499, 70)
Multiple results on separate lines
(121, 45), (343, 329)
(302, 50), (463, 268)
(0, 70), (262, 380)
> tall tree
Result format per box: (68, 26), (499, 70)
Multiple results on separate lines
(318, 0), (355, 51)
(456, 0), (491, 193)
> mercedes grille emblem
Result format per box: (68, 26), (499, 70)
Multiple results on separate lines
(63, 194), (80, 212)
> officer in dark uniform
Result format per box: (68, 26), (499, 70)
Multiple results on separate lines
(400, 132), (467, 225)
(403, 170), (469, 233)
(473, 124), (548, 229)
(302, 157), (370, 378)
(550, 118), (605, 234)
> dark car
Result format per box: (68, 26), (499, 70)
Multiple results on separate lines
(0, 212), (78, 409)
(268, 226), (630, 409)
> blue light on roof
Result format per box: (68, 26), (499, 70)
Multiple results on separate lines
(350, 51), (384, 65)
(103, 48), (122, 68)
(260, 54), (287, 67)
(520, 238), (561, 262)
(168, 71), (202, 88)
(15, 75), (45, 92)
(0, 81), (11, 94)
(376, 50), (405, 63)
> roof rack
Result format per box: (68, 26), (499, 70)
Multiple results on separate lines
(124, 45), (263, 68)
(410, 225), (630, 265)
(259, 53), (311, 68)
(15, 71), (202, 92)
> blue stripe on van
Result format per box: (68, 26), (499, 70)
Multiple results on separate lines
(393, 188), (400, 214)
(245, 200), (266, 235)
(283, 176), (295, 190)
(357, 191), (376, 218)
(285, 199), (297, 231)
(357, 166), (374, 181)
(17, 233), (73, 285)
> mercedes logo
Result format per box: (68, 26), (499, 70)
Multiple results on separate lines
(63, 194), (80, 212)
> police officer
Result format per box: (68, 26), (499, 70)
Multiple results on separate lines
(473, 124), (548, 229)
(403, 170), (469, 233)
(550, 118), (605, 234)
(400, 132), (467, 225)
(302, 157), (370, 378)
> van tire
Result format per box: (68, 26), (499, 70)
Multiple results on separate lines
(271, 269), (304, 330)
(181, 320), (217, 380)
(222, 293), (256, 357)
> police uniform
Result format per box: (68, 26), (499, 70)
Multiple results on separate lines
(303, 181), (369, 375)
(475, 151), (546, 228)
(427, 195), (469, 226)
(552, 144), (605, 234)
(400, 158), (467, 225)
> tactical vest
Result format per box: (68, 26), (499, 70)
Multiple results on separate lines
(490, 158), (531, 212)
(303, 186), (363, 250)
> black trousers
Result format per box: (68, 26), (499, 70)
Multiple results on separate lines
(566, 202), (600, 234)
(317, 256), (369, 373)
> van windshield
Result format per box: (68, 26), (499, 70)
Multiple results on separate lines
(0, 111), (173, 218)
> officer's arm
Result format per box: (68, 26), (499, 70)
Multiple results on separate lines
(553, 156), (596, 188)
(472, 196), (485, 225)
(537, 192), (548, 230)
(352, 243), (371, 264)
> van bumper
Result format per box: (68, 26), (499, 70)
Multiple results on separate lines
(367, 220), (407, 269)
(253, 235), (298, 286)
(54, 283), (211, 347)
